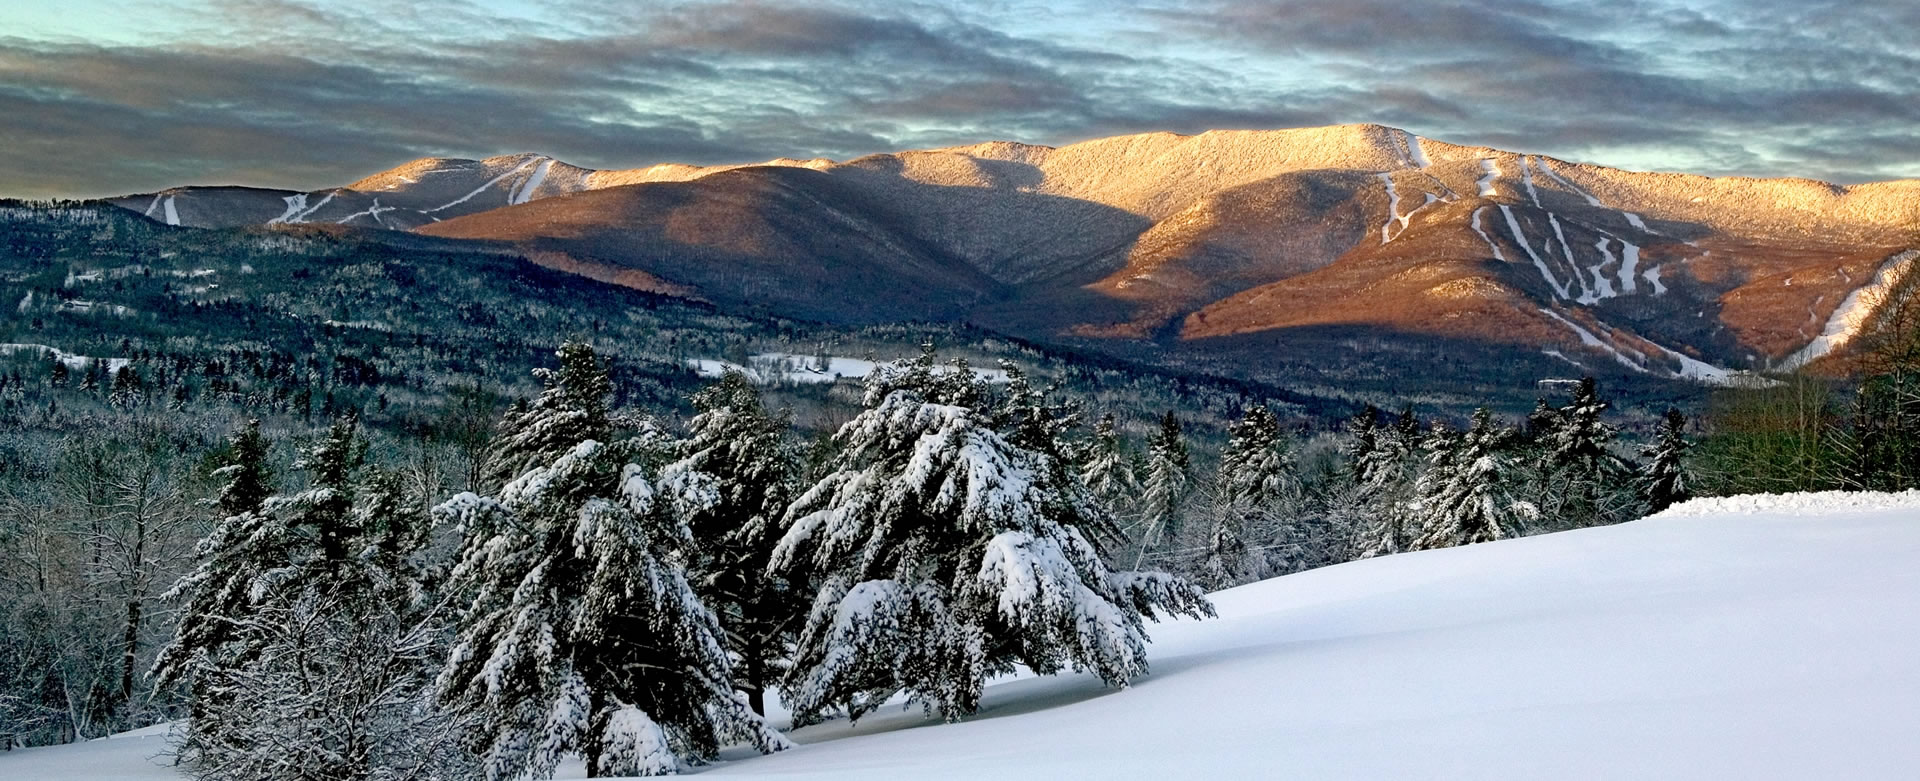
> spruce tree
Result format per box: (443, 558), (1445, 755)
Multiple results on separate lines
(1533, 377), (1629, 527)
(657, 370), (803, 716)
(1343, 405), (1385, 487)
(437, 344), (787, 779)
(1080, 413), (1140, 541)
(154, 415), (363, 692)
(482, 342), (612, 490)
(1353, 407), (1425, 558)
(1409, 409), (1538, 550)
(155, 416), (464, 779)
(213, 419), (274, 526)
(1202, 405), (1297, 584)
(1138, 411), (1191, 565)
(1639, 408), (1692, 513)
(772, 355), (1214, 726)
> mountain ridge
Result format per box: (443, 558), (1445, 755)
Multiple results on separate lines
(106, 124), (1920, 395)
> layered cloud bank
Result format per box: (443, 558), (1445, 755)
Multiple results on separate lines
(3, 0), (1919, 198)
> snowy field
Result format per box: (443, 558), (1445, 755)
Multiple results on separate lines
(689, 353), (1010, 385)
(8, 491), (1918, 780)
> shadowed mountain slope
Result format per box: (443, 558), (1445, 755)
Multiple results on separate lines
(113, 124), (1920, 395)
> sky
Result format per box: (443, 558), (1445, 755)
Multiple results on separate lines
(2, 0), (1917, 199)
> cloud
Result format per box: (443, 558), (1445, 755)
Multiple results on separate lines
(1, 0), (1916, 198)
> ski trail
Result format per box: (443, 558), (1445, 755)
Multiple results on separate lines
(1799, 295), (1827, 339)
(511, 158), (553, 205)
(269, 194), (308, 225)
(142, 194), (163, 218)
(1781, 249), (1920, 369)
(1643, 338), (1738, 384)
(1378, 174), (1440, 243)
(1406, 131), (1431, 168)
(1476, 159), (1499, 197)
(162, 196), (179, 226)
(1588, 239), (1619, 301)
(1521, 157), (1542, 207)
(1541, 348), (1584, 368)
(1547, 213), (1589, 301)
(1534, 159), (1605, 207)
(428, 158), (538, 214)
(1643, 264), (1667, 295)
(1618, 239), (1641, 293)
(1470, 207), (1506, 261)
(1623, 211), (1658, 235)
(289, 191), (337, 223)
(1377, 173), (1401, 243)
(1501, 205), (1568, 299)
(338, 197), (398, 227)
(1540, 308), (1644, 372)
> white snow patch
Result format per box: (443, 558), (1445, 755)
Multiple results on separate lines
(1375, 174), (1432, 244)
(1475, 158), (1499, 197)
(160, 196), (178, 226)
(1781, 249), (1919, 369)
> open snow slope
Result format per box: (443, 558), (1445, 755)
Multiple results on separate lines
(7, 492), (1918, 780)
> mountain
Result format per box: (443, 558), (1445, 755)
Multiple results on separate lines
(12, 490), (1920, 779)
(110, 125), (1920, 402)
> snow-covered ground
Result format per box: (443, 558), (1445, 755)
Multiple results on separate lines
(9, 491), (1919, 779)
(0, 343), (132, 372)
(690, 353), (1010, 385)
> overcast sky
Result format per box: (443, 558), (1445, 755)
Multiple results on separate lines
(3, 0), (1917, 198)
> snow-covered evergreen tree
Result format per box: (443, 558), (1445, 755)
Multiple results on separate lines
(1138, 411), (1192, 564)
(213, 419), (273, 519)
(153, 416), (363, 693)
(189, 464), (473, 781)
(1082, 413), (1138, 500)
(1201, 405), (1298, 584)
(1639, 408), (1692, 513)
(157, 417), (472, 780)
(436, 344), (787, 780)
(1532, 377), (1630, 527)
(1409, 409), (1538, 550)
(1351, 407), (1425, 558)
(992, 362), (1079, 457)
(482, 342), (612, 491)
(771, 356), (1214, 725)
(1343, 405), (1386, 487)
(657, 370), (804, 716)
